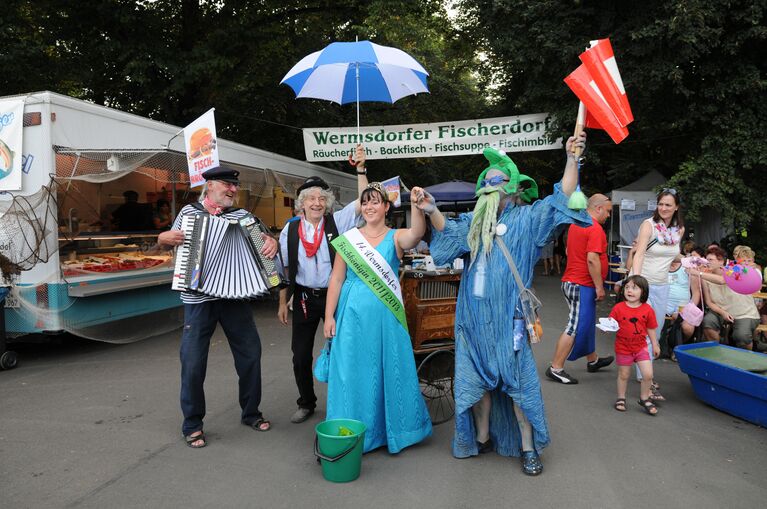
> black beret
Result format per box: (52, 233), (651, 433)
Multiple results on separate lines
(203, 165), (240, 184)
(297, 176), (330, 194)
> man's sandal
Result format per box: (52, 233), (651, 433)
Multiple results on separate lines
(614, 398), (627, 412)
(185, 431), (207, 448)
(638, 398), (659, 416)
(245, 418), (271, 432)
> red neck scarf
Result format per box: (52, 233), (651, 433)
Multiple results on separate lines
(298, 217), (325, 258)
(203, 197), (223, 216)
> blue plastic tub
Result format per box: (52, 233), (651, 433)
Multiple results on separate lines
(675, 342), (767, 427)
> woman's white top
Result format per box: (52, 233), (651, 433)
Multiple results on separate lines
(640, 218), (680, 285)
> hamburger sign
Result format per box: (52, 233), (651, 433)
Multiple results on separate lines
(183, 108), (220, 187)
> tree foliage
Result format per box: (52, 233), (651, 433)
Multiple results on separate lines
(1, 0), (487, 186)
(453, 0), (766, 251)
(4, 0), (765, 253)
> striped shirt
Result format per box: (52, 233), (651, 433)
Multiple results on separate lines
(171, 204), (255, 304)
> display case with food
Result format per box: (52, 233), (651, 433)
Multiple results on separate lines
(57, 234), (175, 297)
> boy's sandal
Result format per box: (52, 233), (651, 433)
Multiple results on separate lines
(614, 398), (627, 412)
(246, 418), (271, 432)
(185, 431), (207, 448)
(638, 398), (658, 416)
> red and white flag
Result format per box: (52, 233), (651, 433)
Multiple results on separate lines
(564, 64), (628, 143)
(564, 38), (633, 144)
(579, 38), (633, 126)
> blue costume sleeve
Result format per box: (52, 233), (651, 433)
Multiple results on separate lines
(529, 183), (591, 247)
(429, 212), (473, 266)
(333, 200), (359, 234)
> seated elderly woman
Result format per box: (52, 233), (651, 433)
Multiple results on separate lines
(693, 246), (760, 350)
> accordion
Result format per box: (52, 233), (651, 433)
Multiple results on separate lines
(172, 212), (285, 298)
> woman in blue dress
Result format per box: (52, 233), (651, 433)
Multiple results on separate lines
(323, 183), (441, 453)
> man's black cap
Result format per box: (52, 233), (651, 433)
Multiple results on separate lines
(122, 190), (139, 200)
(297, 176), (330, 194)
(203, 165), (240, 184)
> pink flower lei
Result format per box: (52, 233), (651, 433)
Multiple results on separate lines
(654, 221), (681, 245)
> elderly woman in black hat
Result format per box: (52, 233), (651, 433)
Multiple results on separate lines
(158, 165), (279, 448)
(276, 144), (369, 424)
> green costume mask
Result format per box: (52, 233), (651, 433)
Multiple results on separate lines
(468, 148), (540, 261)
(474, 147), (539, 203)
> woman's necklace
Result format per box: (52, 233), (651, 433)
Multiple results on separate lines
(363, 227), (389, 239)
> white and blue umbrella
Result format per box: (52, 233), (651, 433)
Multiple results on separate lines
(280, 40), (429, 133)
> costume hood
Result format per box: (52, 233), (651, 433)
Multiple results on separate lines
(475, 147), (538, 203)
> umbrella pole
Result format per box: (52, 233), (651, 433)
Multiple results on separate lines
(356, 62), (360, 139)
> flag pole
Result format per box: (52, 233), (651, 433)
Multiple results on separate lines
(567, 101), (589, 210)
(572, 101), (586, 158)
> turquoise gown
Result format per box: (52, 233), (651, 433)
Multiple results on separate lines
(326, 230), (433, 454)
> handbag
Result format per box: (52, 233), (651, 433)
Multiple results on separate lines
(680, 272), (705, 327)
(313, 339), (331, 383)
(495, 237), (543, 343)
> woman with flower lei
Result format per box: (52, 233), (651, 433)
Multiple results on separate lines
(630, 189), (684, 401)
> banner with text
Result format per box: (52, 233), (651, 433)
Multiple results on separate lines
(183, 108), (219, 187)
(0, 98), (25, 191)
(303, 113), (560, 162)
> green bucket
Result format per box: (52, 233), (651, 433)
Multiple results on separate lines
(314, 419), (367, 483)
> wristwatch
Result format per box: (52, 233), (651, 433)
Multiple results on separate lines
(356, 167), (367, 175)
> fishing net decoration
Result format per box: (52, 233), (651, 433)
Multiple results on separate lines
(0, 180), (59, 273)
(0, 176), (183, 343)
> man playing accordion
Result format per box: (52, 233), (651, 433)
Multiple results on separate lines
(158, 165), (279, 448)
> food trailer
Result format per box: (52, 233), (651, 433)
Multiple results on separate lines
(0, 91), (357, 347)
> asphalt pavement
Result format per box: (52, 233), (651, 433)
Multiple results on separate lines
(1, 272), (765, 509)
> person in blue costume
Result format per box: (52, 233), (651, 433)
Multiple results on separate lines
(429, 133), (590, 475)
(323, 183), (440, 454)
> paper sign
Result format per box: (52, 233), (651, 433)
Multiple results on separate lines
(620, 199), (635, 211)
(183, 108), (219, 188)
(647, 200), (657, 211)
(381, 176), (402, 207)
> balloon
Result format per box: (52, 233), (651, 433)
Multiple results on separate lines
(722, 263), (763, 295)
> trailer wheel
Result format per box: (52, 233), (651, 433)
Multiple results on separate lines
(417, 349), (455, 425)
(0, 351), (18, 370)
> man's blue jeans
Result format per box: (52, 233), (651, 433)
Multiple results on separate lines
(180, 300), (263, 436)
